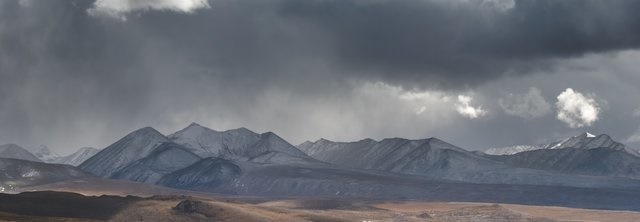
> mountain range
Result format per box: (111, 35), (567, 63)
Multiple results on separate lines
(3, 123), (640, 210)
(0, 144), (99, 166)
(484, 133), (640, 179)
(485, 132), (638, 156)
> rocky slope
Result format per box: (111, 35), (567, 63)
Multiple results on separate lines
(79, 127), (170, 177)
(111, 142), (202, 184)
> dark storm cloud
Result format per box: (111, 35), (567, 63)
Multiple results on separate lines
(278, 0), (640, 87)
(1, 0), (640, 152)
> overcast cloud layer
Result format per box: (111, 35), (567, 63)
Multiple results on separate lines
(1, 0), (640, 154)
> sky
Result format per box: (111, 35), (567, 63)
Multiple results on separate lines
(1, 0), (640, 155)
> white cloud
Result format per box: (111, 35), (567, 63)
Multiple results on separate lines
(498, 87), (551, 119)
(455, 95), (487, 119)
(88, 0), (210, 21)
(556, 88), (601, 128)
(372, 84), (488, 120)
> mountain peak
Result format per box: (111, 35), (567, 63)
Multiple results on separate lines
(316, 138), (333, 143)
(0, 143), (42, 162)
(425, 137), (467, 152)
(131, 126), (164, 136)
(584, 132), (596, 138)
(79, 127), (170, 177)
(361, 138), (377, 143)
(226, 127), (255, 135)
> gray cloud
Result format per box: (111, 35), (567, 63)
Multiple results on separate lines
(1, 0), (640, 153)
(499, 87), (551, 119)
(278, 0), (640, 87)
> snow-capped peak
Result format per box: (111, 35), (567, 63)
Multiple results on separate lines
(485, 132), (631, 156)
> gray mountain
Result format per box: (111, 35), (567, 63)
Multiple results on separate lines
(485, 133), (637, 156)
(0, 158), (93, 192)
(298, 137), (640, 189)
(79, 127), (170, 177)
(168, 123), (315, 164)
(299, 137), (506, 177)
(111, 142), (202, 184)
(54, 147), (100, 166)
(0, 144), (42, 162)
(486, 134), (640, 179)
(155, 156), (640, 212)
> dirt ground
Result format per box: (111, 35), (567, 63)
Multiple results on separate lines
(6, 179), (640, 222)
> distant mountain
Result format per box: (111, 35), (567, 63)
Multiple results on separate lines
(298, 137), (640, 189)
(33, 145), (61, 163)
(111, 142), (201, 184)
(0, 158), (93, 191)
(299, 137), (506, 177)
(485, 133), (640, 179)
(168, 123), (315, 164)
(79, 127), (170, 177)
(74, 123), (640, 196)
(485, 133), (637, 156)
(54, 147), (100, 166)
(157, 156), (448, 197)
(156, 156), (640, 207)
(0, 144), (42, 162)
